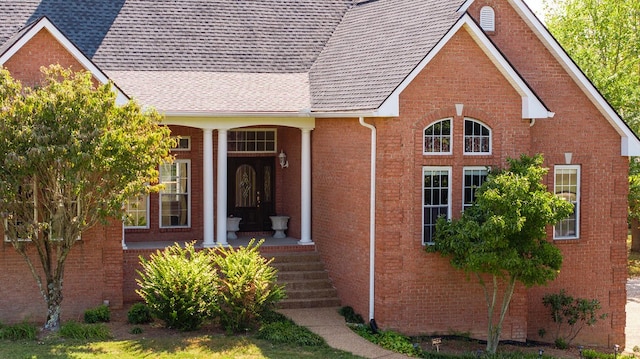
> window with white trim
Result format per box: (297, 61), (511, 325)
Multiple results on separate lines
(423, 167), (451, 245)
(463, 167), (489, 210)
(464, 118), (491, 154)
(554, 165), (580, 239)
(159, 160), (190, 228)
(171, 136), (191, 151)
(424, 118), (452, 154)
(124, 194), (149, 228)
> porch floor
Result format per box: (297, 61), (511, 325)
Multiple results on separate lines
(123, 235), (310, 252)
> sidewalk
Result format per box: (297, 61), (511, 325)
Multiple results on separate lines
(278, 307), (411, 359)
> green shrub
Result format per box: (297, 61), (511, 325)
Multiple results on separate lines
(349, 325), (421, 357)
(212, 239), (285, 333)
(542, 290), (608, 346)
(338, 306), (364, 324)
(256, 320), (325, 347)
(129, 326), (143, 335)
(84, 304), (110, 324)
(136, 242), (219, 331)
(127, 302), (153, 324)
(59, 321), (112, 340)
(0, 322), (37, 340)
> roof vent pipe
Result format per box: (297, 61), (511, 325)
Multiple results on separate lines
(359, 116), (377, 324)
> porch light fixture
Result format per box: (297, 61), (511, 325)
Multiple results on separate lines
(279, 149), (289, 168)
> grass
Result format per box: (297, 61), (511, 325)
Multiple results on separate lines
(628, 235), (640, 278)
(0, 335), (364, 359)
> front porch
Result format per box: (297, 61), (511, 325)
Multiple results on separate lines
(123, 234), (315, 253)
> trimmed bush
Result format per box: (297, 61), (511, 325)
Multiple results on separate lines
(212, 239), (285, 333)
(136, 242), (219, 331)
(127, 302), (153, 324)
(84, 304), (110, 324)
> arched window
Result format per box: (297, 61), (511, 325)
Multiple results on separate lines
(480, 6), (495, 32)
(464, 118), (491, 154)
(423, 118), (452, 155)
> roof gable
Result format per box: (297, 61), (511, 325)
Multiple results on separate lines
(497, 0), (640, 155)
(0, 16), (128, 105)
(375, 13), (552, 119)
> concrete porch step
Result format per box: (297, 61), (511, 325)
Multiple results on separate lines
(266, 251), (341, 310)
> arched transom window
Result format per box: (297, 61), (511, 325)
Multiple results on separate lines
(424, 118), (452, 154)
(464, 118), (491, 154)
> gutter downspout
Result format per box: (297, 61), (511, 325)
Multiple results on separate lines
(359, 116), (377, 324)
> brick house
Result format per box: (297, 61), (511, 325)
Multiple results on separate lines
(0, 0), (636, 347)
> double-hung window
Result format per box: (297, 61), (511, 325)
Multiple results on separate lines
(159, 160), (190, 228)
(554, 165), (580, 239)
(423, 167), (451, 245)
(463, 167), (489, 210)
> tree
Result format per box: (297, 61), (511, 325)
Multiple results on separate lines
(544, 0), (640, 251)
(0, 65), (174, 331)
(428, 154), (573, 353)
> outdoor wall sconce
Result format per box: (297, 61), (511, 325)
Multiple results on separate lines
(279, 149), (289, 168)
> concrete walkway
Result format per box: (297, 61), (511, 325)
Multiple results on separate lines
(627, 278), (640, 354)
(278, 307), (411, 359)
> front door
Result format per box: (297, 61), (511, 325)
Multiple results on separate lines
(227, 157), (275, 232)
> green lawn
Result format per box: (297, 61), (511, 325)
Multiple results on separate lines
(0, 335), (364, 359)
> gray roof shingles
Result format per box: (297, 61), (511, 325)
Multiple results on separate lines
(0, 0), (465, 113)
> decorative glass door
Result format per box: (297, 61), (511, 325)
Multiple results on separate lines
(227, 157), (275, 231)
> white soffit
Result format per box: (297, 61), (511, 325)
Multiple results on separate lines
(0, 17), (129, 105)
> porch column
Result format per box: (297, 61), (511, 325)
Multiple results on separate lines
(216, 129), (229, 246)
(202, 129), (215, 248)
(299, 128), (314, 245)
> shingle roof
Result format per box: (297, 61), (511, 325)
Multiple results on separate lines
(310, 0), (463, 111)
(0, 0), (465, 113)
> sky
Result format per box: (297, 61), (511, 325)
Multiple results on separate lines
(523, 0), (547, 19)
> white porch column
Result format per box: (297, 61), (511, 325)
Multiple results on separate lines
(299, 128), (314, 245)
(216, 129), (229, 246)
(202, 129), (215, 248)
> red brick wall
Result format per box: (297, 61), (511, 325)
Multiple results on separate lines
(0, 221), (123, 324)
(468, 0), (627, 346)
(3, 29), (84, 86)
(312, 118), (373, 319)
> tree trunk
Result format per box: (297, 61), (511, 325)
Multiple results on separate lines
(631, 217), (640, 252)
(43, 279), (63, 331)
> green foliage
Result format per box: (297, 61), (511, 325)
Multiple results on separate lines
(59, 321), (112, 340)
(129, 326), (144, 335)
(127, 302), (153, 324)
(0, 65), (174, 331)
(350, 325), (422, 357)
(542, 290), (608, 345)
(429, 154), (573, 353)
(338, 306), (365, 324)
(0, 322), (38, 340)
(257, 320), (326, 347)
(84, 304), (110, 324)
(212, 239), (286, 333)
(136, 242), (220, 331)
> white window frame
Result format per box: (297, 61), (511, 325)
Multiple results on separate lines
(422, 166), (452, 245)
(423, 118), (453, 155)
(553, 165), (580, 240)
(159, 159), (191, 228)
(463, 118), (492, 155)
(228, 128), (277, 154)
(123, 194), (150, 229)
(171, 136), (191, 151)
(463, 166), (489, 211)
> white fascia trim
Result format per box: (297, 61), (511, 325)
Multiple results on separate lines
(457, 0), (474, 14)
(378, 14), (552, 120)
(0, 17), (129, 105)
(507, 0), (640, 156)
